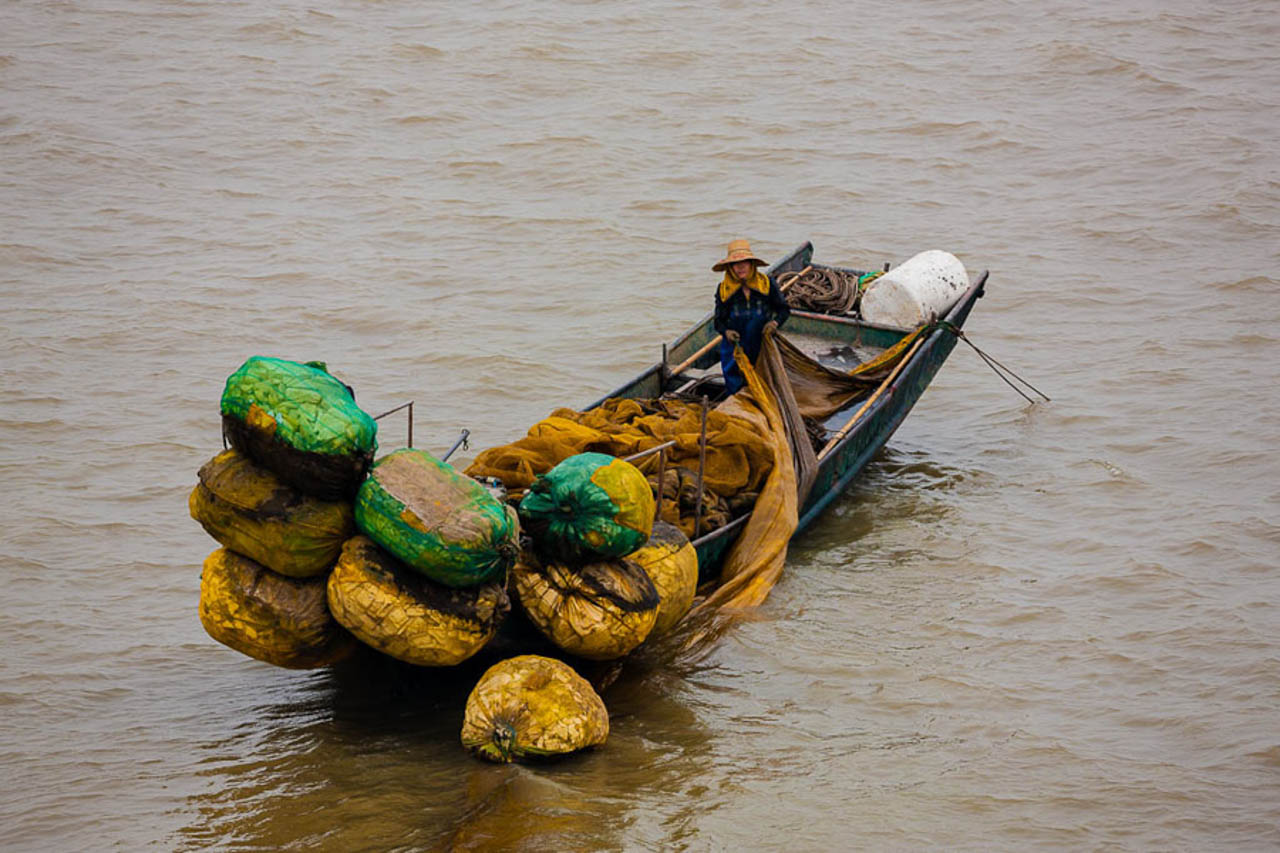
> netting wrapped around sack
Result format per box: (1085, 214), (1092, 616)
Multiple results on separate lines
(518, 452), (654, 562)
(355, 448), (520, 588)
(461, 655), (609, 763)
(326, 535), (510, 667)
(626, 521), (698, 638)
(189, 449), (354, 578)
(220, 356), (377, 500)
(513, 549), (659, 660)
(198, 548), (355, 669)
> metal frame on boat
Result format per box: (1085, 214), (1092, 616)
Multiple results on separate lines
(586, 241), (988, 576)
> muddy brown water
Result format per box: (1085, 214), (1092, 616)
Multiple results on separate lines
(3, 1), (1278, 849)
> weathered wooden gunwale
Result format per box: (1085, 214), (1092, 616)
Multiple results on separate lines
(584, 241), (988, 577)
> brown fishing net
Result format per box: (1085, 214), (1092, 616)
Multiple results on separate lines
(465, 398), (775, 537)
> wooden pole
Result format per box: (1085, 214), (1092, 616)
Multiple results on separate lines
(655, 446), (666, 521)
(817, 335), (925, 461)
(667, 265), (811, 378)
(694, 395), (708, 538)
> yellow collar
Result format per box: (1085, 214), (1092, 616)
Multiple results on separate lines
(719, 270), (770, 302)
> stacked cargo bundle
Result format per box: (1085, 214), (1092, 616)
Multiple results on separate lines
(191, 357), (377, 669)
(190, 362), (702, 765)
(505, 452), (699, 663)
(329, 448), (520, 666)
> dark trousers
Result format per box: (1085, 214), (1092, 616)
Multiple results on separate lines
(718, 308), (770, 395)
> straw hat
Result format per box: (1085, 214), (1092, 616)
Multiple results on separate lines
(712, 238), (768, 272)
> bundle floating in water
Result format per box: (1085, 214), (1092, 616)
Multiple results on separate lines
(198, 547), (355, 669)
(326, 535), (510, 667)
(513, 549), (660, 660)
(518, 452), (655, 562)
(188, 448), (354, 578)
(461, 655), (609, 763)
(626, 521), (698, 638)
(355, 448), (520, 588)
(220, 356), (377, 500)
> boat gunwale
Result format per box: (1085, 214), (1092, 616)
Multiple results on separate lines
(687, 267), (988, 553)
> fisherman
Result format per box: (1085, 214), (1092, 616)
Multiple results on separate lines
(712, 238), (790, 394)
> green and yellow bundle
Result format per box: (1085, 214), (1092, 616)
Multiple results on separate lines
(355, 448), (520, 588)
(518, 452), (655, 562)
(220, 356), (377, 500)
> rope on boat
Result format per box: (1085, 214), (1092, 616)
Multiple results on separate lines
(938, 321), (1051, 404)
(782, 267), (881, 315)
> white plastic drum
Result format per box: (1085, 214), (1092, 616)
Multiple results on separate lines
(860, 250), (970, 329)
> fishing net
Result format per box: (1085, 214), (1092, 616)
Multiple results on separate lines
(326, 535), (510, 667)
(465, 398), (774, 537)
(355, 449), (520, 587)
(220, 356), (378, 500)
(461, 655), (609, 763)
(189, 449), (353, 578)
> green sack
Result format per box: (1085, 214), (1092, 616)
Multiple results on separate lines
(518, 452), (655, 562)
(355, 449), (520, 587)
(220, 356), (378, 500)
(188, 449), (354, 578)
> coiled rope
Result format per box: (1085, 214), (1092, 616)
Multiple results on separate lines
(781, 267), (883, 315)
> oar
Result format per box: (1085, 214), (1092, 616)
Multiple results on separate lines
(667, 265), (811, 378)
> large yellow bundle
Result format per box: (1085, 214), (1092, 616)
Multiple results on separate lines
(198, 548), (354, 669)
(626, 521), (698, 638)
(461, 655), (608, 763)
(326, 536), (510, 667)
(189, 449), (354, 578)
(513, 551), (659, 660)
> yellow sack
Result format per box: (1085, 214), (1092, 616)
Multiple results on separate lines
(198, 548), (355, 669)
(326, 536), (510, 667)
(627, 521), (698, 638)
(513, 551), (659, 660)
(189, 449), (354, 578)
(461, 655), (608, 763)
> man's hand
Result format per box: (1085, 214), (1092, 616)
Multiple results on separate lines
(724, 330), (740, 343)
(763, 320), (778, 335)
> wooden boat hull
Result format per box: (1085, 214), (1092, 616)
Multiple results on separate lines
(587, 241), (987, 576)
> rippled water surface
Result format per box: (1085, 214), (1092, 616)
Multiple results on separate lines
(3, 0), (1278, 849)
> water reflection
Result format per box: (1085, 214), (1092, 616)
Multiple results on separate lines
(176, 644), (714, 851)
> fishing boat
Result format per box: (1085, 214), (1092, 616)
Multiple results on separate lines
(584, 240), (988, 575)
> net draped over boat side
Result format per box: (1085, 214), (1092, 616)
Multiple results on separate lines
(691, 330), (815, 613)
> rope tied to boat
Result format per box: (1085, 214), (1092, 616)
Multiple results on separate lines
(937, 320), (1051, 404)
